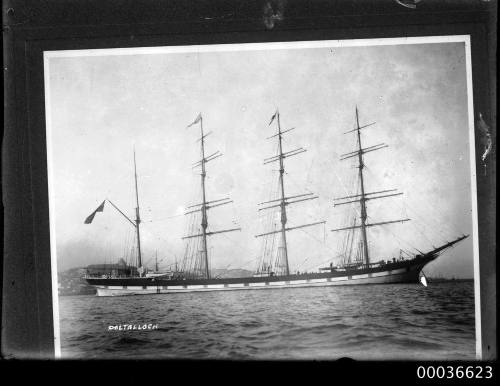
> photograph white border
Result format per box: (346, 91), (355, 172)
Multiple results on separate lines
(44, 35), (480, 360)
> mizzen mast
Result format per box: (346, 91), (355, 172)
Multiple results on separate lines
(83, 150), (148, 276)
(256, 109), (325, 276)
(133, 148), (143, 270)
(183, 113), (241, 279)
(332, 107), (410, 266)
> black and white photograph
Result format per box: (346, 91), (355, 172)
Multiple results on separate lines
(44, 36), (480, 360)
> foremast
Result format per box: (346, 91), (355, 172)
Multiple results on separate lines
(332, 107), (410, 267)
(256, 109), (325, 276)
(183, 113), (241, 279)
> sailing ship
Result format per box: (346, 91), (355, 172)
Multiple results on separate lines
(84, 109), (468, 296)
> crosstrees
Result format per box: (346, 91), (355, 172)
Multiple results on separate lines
(263, 147), (307, 164)
(195, 131), (212, 142)
(258, 192), (314, 206)
(334, 189), (397, 201)
(186, 197), (231, 209)
(255, 220), (327, 238)
(192, 150), (222, 167)
(266, 127), (295, 139)
(184, 199), (234, 215)
(331, 218), (411, 233)
(340, 143), (388, 160)
(258, 196), (319, 211)
(343, 121), (376, 134)
(182, 227), (243, 240)
(333, 192), (403, 207)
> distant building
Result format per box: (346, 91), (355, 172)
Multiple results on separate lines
(85, 258), (138, 277)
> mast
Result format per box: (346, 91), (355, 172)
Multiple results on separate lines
(276, 112), (290, 275)
(332, 107), (410, 267)
(256, 109), (325, 276)
(183, 113), (241, 279)
(355, 107), (370, 265)
(133, 148), (143, 269)
(84, 149), (146, 276)
(199, 116), (210, 279)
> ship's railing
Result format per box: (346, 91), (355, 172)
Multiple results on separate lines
(319, 255), (415, 271)
(83, 273), (141, 279)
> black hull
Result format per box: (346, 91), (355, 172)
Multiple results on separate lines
(85, 254), (435, 296)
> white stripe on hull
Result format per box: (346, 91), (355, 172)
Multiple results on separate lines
(94, 267), (419, 297)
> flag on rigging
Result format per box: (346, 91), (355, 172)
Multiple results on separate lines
(84, 200), (106, 224)
(187, 113), (202, 128)
(268, 109), (278, 126)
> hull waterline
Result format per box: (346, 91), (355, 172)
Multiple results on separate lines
(86, 257), (430, 297)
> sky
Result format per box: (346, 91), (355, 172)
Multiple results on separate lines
(45, 38), (476, 278)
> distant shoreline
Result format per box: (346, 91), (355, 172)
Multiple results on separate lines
(427, 277), (473, 283)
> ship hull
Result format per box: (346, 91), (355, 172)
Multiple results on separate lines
(86, 256), (432, 297)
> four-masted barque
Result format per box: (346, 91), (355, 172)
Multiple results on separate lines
(84, 109), (468, 296)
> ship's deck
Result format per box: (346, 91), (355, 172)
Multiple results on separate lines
(85, 254), (433, 287)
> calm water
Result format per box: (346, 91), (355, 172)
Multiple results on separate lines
(58, 281), (476, 360)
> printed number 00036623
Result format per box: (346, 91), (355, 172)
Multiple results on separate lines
(417, 366), (493, 380)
